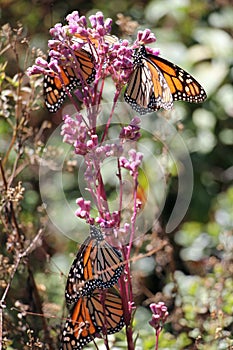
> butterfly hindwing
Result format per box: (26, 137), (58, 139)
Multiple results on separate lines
(60, 287), (125, 350)
(124, 45), (173, 114)
(60, 296), (94, 350)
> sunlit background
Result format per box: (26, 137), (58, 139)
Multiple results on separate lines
(0, 0), (233, 348)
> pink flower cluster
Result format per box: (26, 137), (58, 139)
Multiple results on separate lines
(120, 117), (141, 141)
(75, 198), (94, 224)
(119, 150), (143, 178)
(149, 302), (169, 331)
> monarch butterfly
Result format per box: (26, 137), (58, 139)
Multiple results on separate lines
(60, 287), (125, 350)
(44, 34), (119, 113)
(44, 48), (96, 113)
(124, 45), (207, 115)
(65, 226), (123, 305)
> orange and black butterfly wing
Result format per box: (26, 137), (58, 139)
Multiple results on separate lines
(145, 56), (173, 112)
(60, 287), (125, 350)
(65, 235), (99, 305)
(65, 226), (123, 305)
(87, 287), (125, 335)
(73, 49), (96, 85)
(124, 45), (173, 115)
(60, 296), (97, 350)
(44, 49), (95, 113)
(44, 65), (80, 112)
(92, 227), (123, 291)
(148, 54), (207, 103)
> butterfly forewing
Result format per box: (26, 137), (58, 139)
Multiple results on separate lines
(148, 54), (207, 103)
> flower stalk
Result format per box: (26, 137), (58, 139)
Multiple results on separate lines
(28, 9), (160, 350)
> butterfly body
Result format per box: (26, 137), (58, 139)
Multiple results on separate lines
(65, 226), (123, 305)
(125, 45), (207, 115)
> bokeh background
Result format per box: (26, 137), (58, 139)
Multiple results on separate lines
(0, 0), (233, 349)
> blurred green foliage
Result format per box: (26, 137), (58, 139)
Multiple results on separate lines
(0, 0), (233, 349)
